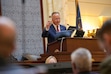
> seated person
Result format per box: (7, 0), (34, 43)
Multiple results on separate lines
(45, 56), (57, 64)
(42, 12), (66, 43)
(100, 56), (111, 74)
(71, 48), (98, 74)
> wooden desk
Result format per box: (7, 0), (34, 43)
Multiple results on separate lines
(48, 38), (103, 53)
(37, 38), (106, 71)
(17, 38), (106, 73)
(38, 51), (106, 62)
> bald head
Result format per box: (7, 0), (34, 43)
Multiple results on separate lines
(0, 16), (16, 58)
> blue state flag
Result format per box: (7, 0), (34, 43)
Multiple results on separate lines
(75, 0), (82, 30)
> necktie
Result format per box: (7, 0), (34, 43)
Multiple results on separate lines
(56, 25), (59, 32)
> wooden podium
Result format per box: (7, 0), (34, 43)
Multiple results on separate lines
(37, 38), (106, 72)
(48, 38), (103, 53)
(38, 38), (106, 63)
(17, 38), (105, 72)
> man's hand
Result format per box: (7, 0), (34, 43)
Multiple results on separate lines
(46, 21), (52, 30)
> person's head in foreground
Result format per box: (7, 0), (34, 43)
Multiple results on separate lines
(0, 16), (16, 60)
(100, 56), (111, 74)
(45, 56), (57, 64)
(97, 20), (111, 55)
(0, 16), (45, 74)
(71, 48), (96, 74)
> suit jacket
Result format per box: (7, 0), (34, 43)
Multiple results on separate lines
(78, 71), (99, 74)
(42, 24), (66, 43)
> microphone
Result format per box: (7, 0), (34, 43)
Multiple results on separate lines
(60, 37), (65, 52)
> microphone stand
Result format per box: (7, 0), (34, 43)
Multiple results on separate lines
(59, 37), (65, 52)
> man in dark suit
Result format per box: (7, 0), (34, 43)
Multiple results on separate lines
(42, 12), (66, 43)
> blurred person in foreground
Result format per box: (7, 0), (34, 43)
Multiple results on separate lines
(96, 20), (111, 55)
(71, 48), (98, 74)
(100, 56), (111, 74)
(0, 16), (47, 74)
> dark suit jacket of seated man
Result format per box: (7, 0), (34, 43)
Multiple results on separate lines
(42, 12), (66, 43)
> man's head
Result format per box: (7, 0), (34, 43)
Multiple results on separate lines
(0, 16), (16, 58)
(71, 48), (92, 73)
(51, 12), (60, 26)
(97, 20), (111, 55)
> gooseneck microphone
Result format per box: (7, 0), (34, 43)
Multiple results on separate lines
(59, 37), (65, 52)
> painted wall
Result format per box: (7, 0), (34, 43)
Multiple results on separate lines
(43, 0), (111, 31)
(1, 0), (43, 60)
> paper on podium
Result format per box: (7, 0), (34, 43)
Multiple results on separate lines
(55, 30), (73, 39)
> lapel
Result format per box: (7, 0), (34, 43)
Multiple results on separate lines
(60, 25), (64, 31)
(50, 24), (56, 33)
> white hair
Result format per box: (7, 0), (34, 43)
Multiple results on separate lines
(71, 48), (92, 71)
(45, 56), (57, 64)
